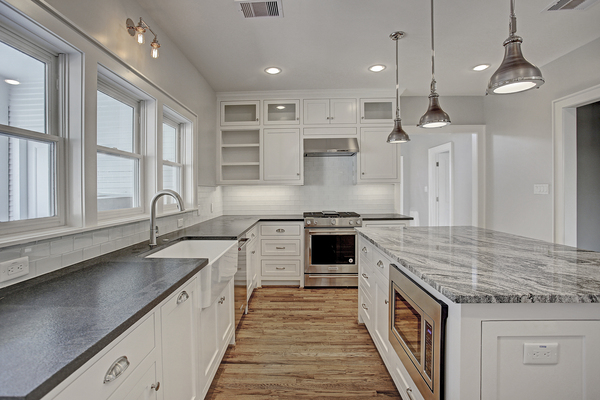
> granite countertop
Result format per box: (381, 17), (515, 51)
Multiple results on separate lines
(0, 214), (301, 400)
(361, 213), (413, 221)
(357, 226), (600, 304)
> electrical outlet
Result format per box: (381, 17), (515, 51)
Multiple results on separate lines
(177, 218), (184, 228)
(0, 256), (30, 283)
(523, 343), (559, 365)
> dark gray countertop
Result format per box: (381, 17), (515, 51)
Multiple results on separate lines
(0, 214), (300, 400)
(361, 213), (413, 221)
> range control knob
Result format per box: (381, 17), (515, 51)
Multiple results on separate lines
(306, 220), (312, 225)
(348, 220), (354, 225)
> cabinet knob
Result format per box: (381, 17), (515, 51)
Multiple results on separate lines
(406, 388), (416, 400)
(251, 250), (256, 254)
(151, 382), (160, 391)
(256, 118), (259, 121)
(385, 299), (389, 304)
(218, 296), (226, 304)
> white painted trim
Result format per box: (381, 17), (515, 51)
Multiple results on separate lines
(552, 84), (600, 245)
(428, 142), (454, 226)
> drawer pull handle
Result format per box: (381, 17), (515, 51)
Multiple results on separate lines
(151, 382), (160, 391)
(377, 260), (384, 268)
(276, 267), (286, 270)
(362, 303), (368, 310)
(361, 273), (368, 279)
(385, 299), (389, 305)
(406, 388), (416, 400)
(103, 356), (130, 384)
(276, 228), (285, 233)
(218, 296), (226, 304)
(251, 250), (256, 254)
(177, 291), (189, 304)
(362, 247), (368, 253)
(275, 246), (286, 250)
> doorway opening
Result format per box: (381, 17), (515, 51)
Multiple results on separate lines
(428, 142), (453, 226)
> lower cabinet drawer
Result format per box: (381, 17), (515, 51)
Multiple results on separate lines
(261, 259), (301, 277)
(261, 239), (301, 256)
(358, 286), (373, 329)
(53, 314), (156, 400)
(260, 224), (301, 236)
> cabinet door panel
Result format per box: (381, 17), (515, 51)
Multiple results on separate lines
(263, 129), (301, 181)
(359, 127), (399, 181)
(330, 98), (357, 124)
(161, 280), (196, 400)
(303, 99), (329, 124)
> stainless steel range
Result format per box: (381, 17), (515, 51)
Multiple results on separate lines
(304, 211), (362, 287)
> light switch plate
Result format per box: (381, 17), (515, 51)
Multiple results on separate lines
(523, 343), (559, 364)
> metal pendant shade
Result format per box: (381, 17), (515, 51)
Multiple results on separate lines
(418, 0), (451, 129)
(387, 31), (410, 144)
(487, 0), (544, 95)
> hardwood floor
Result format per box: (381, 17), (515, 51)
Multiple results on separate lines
(205, 287), (402, 399)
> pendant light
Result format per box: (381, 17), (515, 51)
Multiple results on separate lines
(418, 0), (451, 128)
(387, 31), (410, 144)
(487, 0), (544, 94)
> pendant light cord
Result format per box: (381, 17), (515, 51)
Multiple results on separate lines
(509, 0), (517, 37)
(430, 0), (436, 93)
(395, 37), (400, 120)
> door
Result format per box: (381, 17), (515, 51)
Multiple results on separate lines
(428, 142), (453, 226)
(263, 128), (301, 181)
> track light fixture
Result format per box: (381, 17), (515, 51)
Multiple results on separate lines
(487, 0), (544, 94)
(126, 17), (161, 59)
(387, 31), (410, 144)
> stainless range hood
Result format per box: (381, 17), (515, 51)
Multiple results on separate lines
(303, 138), (359, 157)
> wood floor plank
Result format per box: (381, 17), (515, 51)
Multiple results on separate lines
(205, 287), (402, 399)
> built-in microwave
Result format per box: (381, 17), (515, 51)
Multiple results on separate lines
(389, 264), (447, 400)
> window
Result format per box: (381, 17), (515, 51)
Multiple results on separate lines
(96, 81), (142, 214)
(0, 27), (62, 231)
(162, 115), (183, 207)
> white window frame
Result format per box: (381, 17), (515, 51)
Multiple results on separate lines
(96, 79), (144, 220)
(161, 114), (184, 212)
(0, 25), (65, 235)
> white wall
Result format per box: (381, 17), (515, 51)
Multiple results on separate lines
(402, 133), (473, 226)
(222, 157), (396, 215)
(484, 37), (600, 241)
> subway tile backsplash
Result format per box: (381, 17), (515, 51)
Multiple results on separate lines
(222, 157), (396, 214)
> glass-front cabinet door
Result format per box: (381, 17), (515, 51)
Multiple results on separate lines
(360, 98), (395, 124)
(263, 100), (300, 125)
(220, 101), (260, 126)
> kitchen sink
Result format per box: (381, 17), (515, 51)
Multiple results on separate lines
(145, 239), (236, 261)
(146, 239), (238, 308)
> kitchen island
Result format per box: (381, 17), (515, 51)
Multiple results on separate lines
(356, 226), (600, 400)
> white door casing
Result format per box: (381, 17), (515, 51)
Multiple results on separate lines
(428, 142), (453, 226)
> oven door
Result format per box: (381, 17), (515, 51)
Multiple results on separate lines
(305, 229), (357, 274)
(389, 264), (447, 400)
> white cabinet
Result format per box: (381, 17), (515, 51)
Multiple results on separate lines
(263, 100), (299, 125)
(262, 128), (302, 183)
(160, 280), (197, 400)
(358, 127), (399, 183)
(258, 222), (304, 287)
(303, 98), (357, 125)
(198, 279), (234, 399)
(360, 98), (394, 124)
(219, 129), (260, 184)
(106, 361), (159, 400)
(220, 101), (259, 126)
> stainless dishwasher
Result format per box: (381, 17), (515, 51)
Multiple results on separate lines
(234, 237), (249, 329)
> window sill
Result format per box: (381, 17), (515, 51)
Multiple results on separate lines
(0, 208), (198, 250)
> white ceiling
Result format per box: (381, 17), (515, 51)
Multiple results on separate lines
(135, 0), (600, 96)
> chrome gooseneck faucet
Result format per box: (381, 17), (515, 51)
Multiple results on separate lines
(149, 189), (185, 247)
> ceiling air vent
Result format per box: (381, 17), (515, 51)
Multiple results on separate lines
(235, 0), (283, 18)
(545, 0), (599, 11)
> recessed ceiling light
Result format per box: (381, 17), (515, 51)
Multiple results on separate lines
(265, 67), (281, 75)
(4, 79), (20, 85)
(472, 64), (491, 71)
(369, 65), (386, 72)
(276, 105), (285, 110)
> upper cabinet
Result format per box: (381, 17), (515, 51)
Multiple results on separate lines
(303, 98), (357, 125)
(360, 98), (395, 124)
(358, 127), (399, 183)
(264, 100), (300, 125)
(221, 101), (260, 126)
(263, 128), (302, 183)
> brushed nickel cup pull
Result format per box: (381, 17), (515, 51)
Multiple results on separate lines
(361, 273), (368, 279)
(362, 303), (368, 310)
(377, 260), (384, 268)
(151, 382), (160, 391)
(177, 291), (189, 304)
(103, 356), (130, 384)
(406, 388), (416, 400)
(362, 247), (368, 253)
(276, 267), (286, 270)
(275, 246), (286, 250)
(276, 228), (285, 233)
(385, 299), (389, 304)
